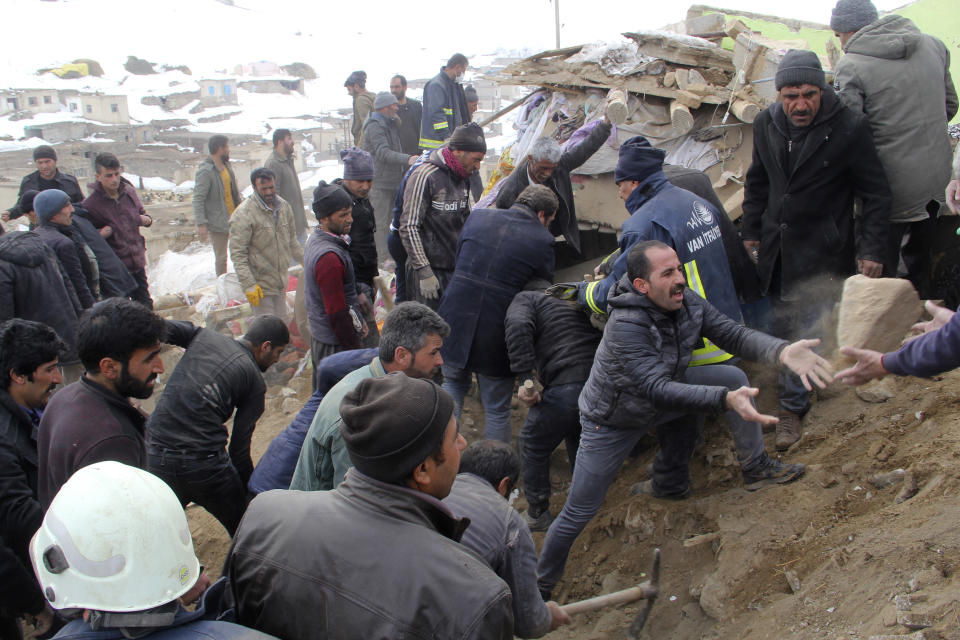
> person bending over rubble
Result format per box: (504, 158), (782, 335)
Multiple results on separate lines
(536, 241), (833, 599)
(146, 315), (289, 537)
(228, 374), (513, 639)
(444, 440), (572, 638)
(289, 302), (448, 491)
(838, 301), (960, 383)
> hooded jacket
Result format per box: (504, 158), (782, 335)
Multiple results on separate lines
(741, 87), (891, 299)
(264, 149), (307, 239)
(361, 111), (410, 195)
(578, 276), (786, 430)
(0, 231), (82, 363)
(228, 192), (303, 296)
(192, 157), (241, 234)
(495, 120), (612, 253)
(227, 468), (514, 640)
(834, 15), (958, 221)
(351, 90), (376, 146)
(81, 178), (149, 272)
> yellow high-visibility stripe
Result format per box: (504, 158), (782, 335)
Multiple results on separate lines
(683, 260), (705, 300)
(584, 280), (604, 315)
(683, 259), (733, 366)
(443, 108), (453, 114)
(419, 138), (442, 149)
(433, 121), (449, 130)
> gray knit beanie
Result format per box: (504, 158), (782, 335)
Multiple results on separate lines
(830, 0), (878, 33)
(775, 50), (827, 91)
(373, 91), (398, 110)
(34, 189), (71, 224)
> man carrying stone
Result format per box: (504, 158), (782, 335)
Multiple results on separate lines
(400, 123), (486, 309)
(741, 49), (890, 449)
(496, 115), (612, 254)
(831, 0), (957, 287)
(193, 135), (241, 277)
(290, 301), (448, 491)
(419, 53), (471, 152)
(3, 146), (84, 223)
(537, 241), (831, 599)
(344, 70), (375, 147)
(390, 74), (423, 156)
(146, 315), (288, 536)
(444, 441), (571, 638)
(362, 91), (418, 256)
(264, 128), (308, 244)
(228, 374), (513, 639)
(229, 167), (303, 320)
(438, 185), (557, 443)
(81, 153), (154, 307)
(0, 319), (65, 638)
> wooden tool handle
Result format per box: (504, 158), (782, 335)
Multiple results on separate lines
(561, 584), (657, 615)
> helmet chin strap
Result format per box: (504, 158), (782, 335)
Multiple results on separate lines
(88, 600), (179, 639)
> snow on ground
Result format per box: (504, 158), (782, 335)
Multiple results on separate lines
(123, 173), (177, 190)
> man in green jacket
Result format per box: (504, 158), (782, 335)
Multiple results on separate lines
(229, 168), (303, 319)
(264, 129), (307, 244)
(345, 71), (375, 147)
(289, 302), (448, 491)
(192, 135), (240, 276)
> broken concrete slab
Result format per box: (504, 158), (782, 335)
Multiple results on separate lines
(836, 275), (922, 365)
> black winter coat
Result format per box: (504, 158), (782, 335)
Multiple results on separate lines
(579, 276), (786, 430)
(505, 291), (600, 388)
(438, 205), (555, 377)
(336, 179), (378, 290)
(0, 231), (82, 363)
(37, 222), (96, 309)
(495, 120), (612, 253)
(6, 170), (84, 219)
(741, 88), (891, 299)
(71, 213), (138, 298)
(0, 390), (46, 617)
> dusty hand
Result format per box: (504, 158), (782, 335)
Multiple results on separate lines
(835, 346), (888, 386)
(911, 300), (954, 335)
(26, 605), (55, 635)
(518, 385), (541, 407)
(360, 319), (369, 339)
(1, 211), (9, 222)
(245, 284), (263, 307)
(99, 225), (113, 238)
(179, 571), (212, 607)
(743, 240), (759, 264)
(197, 225), (208, 242)
(547, 601), (572, 630)
(946, 179), (960, 215)
(725, 386), (778, 425)
(408, 156), (418, 166)
(779, 338), (833, 390)
(857, 259), (883, 278)
(419, 273), (441, 300)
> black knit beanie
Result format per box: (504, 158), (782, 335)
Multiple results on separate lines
(775, 49), (827, 91)
(32, 145), (57, 162)
(312, 181), (353, 221)
(339, 373), (454, 484)
(448, 123), (486, 153)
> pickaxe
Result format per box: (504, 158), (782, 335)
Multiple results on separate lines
(560, 548), (661, 639)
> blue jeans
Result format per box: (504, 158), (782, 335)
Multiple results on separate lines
(442, 364), (515, 442)
(536, 364), (766, 596)
(518, 382), (583, 514)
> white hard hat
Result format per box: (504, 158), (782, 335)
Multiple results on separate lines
(30, 461), (200, 612)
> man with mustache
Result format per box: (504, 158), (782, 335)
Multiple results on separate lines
(741, 49), (890, 450)
(537, 241), (832, 600)
(0, 319), (66, 638)
(36, 298), (193, 507)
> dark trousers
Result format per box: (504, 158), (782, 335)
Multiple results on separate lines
(387, 230), (407, 303)
(147, 449), (248, 537)
(310, 339), (341, 391)
(129, 268), (153, 308)
(885, 216), (938, 292)
(0, 616), (21, 640)
(518, 382), (583, 514)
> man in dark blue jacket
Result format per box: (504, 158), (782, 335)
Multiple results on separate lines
(34, 189), (97, 310)
(438, 185), (557, 442)
(419, 54), (470, 152)
(577, 136), (742, 367)
(537, 241), (832, 599)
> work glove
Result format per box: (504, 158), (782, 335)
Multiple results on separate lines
(245, 284), (263, 307)
(418, 267), (441, 300)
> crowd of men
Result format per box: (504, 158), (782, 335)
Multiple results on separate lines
(1, 1), (959, 637)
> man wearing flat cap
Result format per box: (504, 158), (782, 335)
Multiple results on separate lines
(228, 373), (514, 640)
(831, 0), (958, 289)
(362, 91), (418, 257)
(741, 49), (890, 449)
(304, 181), (365, 389)
(399, 122), (486, 309)
(3, 146), (84, 224)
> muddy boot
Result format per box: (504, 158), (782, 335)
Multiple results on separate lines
(630, 479), (691, 500)
(523, 507), (554, 532)
(775, 409), (803, 451)
(741, 453), (805, 491)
